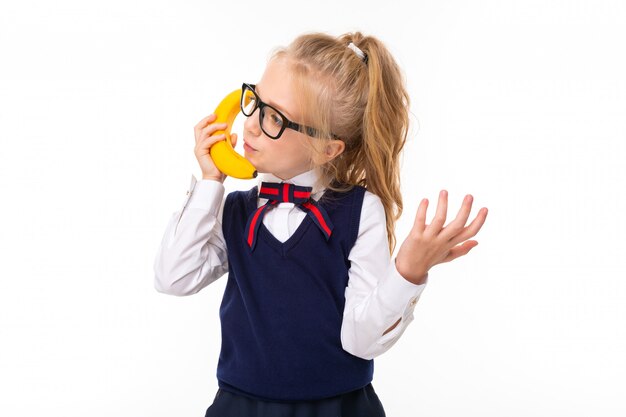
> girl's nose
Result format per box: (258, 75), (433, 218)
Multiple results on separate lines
(243, 111), (262, 137)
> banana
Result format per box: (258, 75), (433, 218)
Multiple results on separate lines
(209, 88), (258, 179)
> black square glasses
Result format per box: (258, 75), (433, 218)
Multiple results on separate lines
(240, 83), (339, 140)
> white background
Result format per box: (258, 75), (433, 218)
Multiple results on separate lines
(1, 0), (625, 416)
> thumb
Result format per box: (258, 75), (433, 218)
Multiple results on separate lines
(230, 132), (238, 147)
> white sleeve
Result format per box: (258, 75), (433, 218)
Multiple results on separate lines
(341, 191), (428, 360)
(153, 174), (229, 296)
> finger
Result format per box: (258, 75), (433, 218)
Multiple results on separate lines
(442, 240), (478, 263)
(230, 132), (238, 147)
(425, 190), (448, 236)
(201, 122), (229, 137)
(194, 115), (218, 145)
(449, 207), (488, 247)
(441, 194), (474, 240)
(196, 123), (228, 145)
(411, 198), (429, 235)
(196, 133), (226, 152)
(194, 113), (216, 130)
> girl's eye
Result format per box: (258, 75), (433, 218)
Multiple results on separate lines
(269, 112), (283, 127)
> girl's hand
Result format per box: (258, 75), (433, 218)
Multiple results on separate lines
(395, 190), (488, 285)
(193, 113), (238, 183)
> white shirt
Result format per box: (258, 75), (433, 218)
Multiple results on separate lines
(153, 169), (428, 360)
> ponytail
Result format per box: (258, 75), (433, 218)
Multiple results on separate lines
(357, 34), (410, 255)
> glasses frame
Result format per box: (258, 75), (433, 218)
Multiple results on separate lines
(241, 83), (339, 140)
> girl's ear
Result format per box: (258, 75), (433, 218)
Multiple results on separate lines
(323, 139), (345, 162)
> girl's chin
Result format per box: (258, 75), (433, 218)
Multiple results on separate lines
(245, 156), (264, 172)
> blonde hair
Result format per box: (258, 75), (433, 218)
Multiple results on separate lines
(270, 32), (410, 255)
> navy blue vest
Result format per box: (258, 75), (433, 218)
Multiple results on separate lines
(216, 184), (374, 402)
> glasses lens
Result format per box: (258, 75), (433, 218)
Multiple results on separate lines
(241, 86), (257, 116)
(260, 105), (284, 139)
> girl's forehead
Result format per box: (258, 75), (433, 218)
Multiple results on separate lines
(256, 59), (300, 120)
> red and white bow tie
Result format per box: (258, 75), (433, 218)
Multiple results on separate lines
(244, 181), (334, 251)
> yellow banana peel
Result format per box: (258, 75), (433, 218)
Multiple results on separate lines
(209, 88), (257, 179)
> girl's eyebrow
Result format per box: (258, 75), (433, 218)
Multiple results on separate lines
(255, 84), (297, 120)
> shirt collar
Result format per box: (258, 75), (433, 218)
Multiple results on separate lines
(257, 168), (325, 200)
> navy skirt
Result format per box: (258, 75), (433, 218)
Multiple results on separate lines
(204, 383), (386, 417)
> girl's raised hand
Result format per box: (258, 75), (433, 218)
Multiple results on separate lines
(193, 113), (238, 183)
(395, 190), (488, 285)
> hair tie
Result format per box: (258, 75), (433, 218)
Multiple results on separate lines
(347, 42), (368, 64)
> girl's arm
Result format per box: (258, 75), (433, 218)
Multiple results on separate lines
(153, 175), (229, 296)
(341, 192), (427, 360)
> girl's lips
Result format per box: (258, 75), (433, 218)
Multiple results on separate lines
(243, 142), (257, 152)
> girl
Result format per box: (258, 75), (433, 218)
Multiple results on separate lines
(154, 31), (488, 417)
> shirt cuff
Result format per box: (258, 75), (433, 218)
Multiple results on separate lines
(377, 257), (428, 316)
(185, 174), (225, 214)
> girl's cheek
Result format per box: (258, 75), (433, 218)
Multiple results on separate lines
(243, 115), (260, 135)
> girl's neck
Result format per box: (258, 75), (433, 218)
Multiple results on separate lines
(259, 167), (325, 195)
(266, 167), (318, 183)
